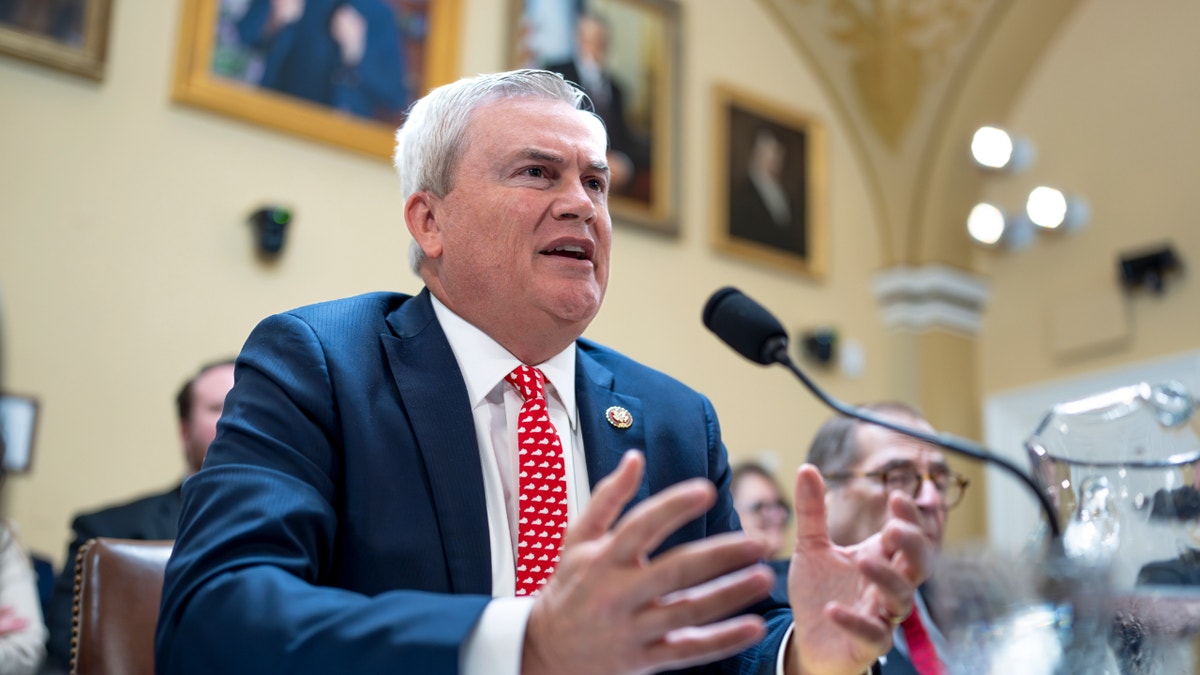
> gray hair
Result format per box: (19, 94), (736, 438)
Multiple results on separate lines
(394, 69), (591, 275)
(805, 402), (926, 475)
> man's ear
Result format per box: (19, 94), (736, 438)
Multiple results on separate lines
(405, 190), (444, 260)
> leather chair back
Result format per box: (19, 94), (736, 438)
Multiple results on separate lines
(71, 538), (173, 675)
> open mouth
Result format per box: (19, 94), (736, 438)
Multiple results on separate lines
(540, 244), (590, 261)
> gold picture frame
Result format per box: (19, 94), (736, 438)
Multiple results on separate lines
(713, 84), (827, 279)
(0, 0), (112, 80)
(510, 0), (681, 235)
(172, 0), (462, 160)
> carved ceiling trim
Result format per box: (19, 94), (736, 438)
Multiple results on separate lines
(755, 0), (1079, 270)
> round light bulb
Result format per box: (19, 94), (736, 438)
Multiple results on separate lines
(967, 202), (1006, 245)
(971, 126), (1014, 169)
(1027, 186), (1067, 229)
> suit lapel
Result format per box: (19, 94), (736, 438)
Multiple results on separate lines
(576, 346), (649, 506)
(381, 290), (491, 595)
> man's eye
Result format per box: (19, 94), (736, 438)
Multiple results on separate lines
(586, 178), (606, 192)
(522, 167), (545, 178)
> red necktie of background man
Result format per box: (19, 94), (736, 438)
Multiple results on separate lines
(901, 611), (945, 675)
(506, 365), (567, 597)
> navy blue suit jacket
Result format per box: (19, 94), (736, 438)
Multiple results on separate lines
(156, 290), (791, 674)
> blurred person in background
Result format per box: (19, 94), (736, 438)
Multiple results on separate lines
(43, 359), (234, 671)
(731, 461), (791, 596)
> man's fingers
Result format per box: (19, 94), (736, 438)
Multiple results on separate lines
(857, 554), (913, 623)
(641, 615), (768, 672)
(886, 490), (923, 528)
(648, 533), (769, 597)
(637, 551), (774, 636)
(606, 477), (716, 563)
(824, 602), (892, 654)
(792, 464), (831, 549)
(565, 450), (645, 546)
(878, 492), (934, 583)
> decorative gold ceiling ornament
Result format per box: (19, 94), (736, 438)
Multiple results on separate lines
(757, 0), (1082, 271)
(781, 0), (988, 147)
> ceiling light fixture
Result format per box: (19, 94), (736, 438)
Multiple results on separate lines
(971, 126), (1035, 172)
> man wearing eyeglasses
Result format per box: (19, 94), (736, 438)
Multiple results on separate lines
(807, 402), (969, 675)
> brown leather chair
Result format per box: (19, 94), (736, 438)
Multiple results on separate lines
(70, 538), (173, 675)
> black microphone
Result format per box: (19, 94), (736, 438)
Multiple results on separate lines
(703, 286), (1061, 539)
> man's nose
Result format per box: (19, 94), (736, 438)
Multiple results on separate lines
(552, 180), (597, 222)
(915, 477), (944, 508)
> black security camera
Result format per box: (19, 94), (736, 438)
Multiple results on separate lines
(250, 207), (292, 259)
(799, 327), (838, 367)
(1118, 244), (1182, 294)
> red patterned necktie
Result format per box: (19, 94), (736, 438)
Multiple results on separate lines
(901, 611), (945, 675)
(506, 365), (567, 596)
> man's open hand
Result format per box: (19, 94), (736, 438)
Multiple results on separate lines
(522, 450), (775, 675)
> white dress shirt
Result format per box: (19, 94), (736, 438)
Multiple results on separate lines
(432, 296), (793, 675)
(431, 297), (589, 675)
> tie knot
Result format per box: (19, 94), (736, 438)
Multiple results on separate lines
(506, 365), (546, 402)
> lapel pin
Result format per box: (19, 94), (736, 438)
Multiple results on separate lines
(605, 406), (633, 429)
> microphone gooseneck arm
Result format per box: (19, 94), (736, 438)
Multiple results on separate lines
(702, 286), (1061, 540)
(763, 341), (1062, 540)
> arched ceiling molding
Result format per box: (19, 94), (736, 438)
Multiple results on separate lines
(913, 0), (1083, 267)
(756, 0), (1082, 269)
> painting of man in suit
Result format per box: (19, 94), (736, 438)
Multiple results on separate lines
(542, 12), (650, 200)
(212, 0), (418, 126)
(514, 0), (679, 233)
(727, 108), (810, 260)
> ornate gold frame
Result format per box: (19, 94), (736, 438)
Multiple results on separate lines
(0, 0), (112, 80)
(509, 0), (681, 235)
(713, 84), (827, 279)
(172, 0), (462, 160)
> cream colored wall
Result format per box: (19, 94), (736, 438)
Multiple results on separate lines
(0, 0), (892, 566)
(977, 0), (1200, 397)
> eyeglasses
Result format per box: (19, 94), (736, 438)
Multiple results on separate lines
(823, 466), (970, 509)
(736, 499), (792, 525)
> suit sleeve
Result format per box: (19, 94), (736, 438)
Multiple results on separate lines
(656, 394), (791, 675)
(154, 312), (491, 675)
(702, 395), (793, 675)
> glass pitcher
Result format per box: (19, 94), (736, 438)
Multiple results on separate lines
(1026, 380), (1200, 591)
(936, 381), (1200, 674)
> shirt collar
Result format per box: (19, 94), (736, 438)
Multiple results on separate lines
(430, 294), (578, 430)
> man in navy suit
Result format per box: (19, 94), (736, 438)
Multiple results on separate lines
(44, 359), (234, 671)
(155, 69), (931, 675)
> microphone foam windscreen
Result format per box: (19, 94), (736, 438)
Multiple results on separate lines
(702, 287), (788, 365)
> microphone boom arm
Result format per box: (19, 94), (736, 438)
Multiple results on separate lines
(765, 341), (1062, 539)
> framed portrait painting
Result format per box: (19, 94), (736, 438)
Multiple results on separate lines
(172, 0), (462, 159)
(713, 85), (827, 279)
(0, 0), (112, 80)
(510, 0), (681, 235)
